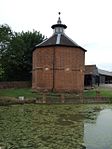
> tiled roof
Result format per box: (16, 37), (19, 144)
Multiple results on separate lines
(34, 33), (86, 51)
(33, 16), (86, 52)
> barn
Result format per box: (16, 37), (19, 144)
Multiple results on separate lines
(84, 65), (112, 87)
(32, 15), (86, 93)
(84, 65), (99, 87)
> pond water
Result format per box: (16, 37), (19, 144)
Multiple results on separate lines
(84, 108), (112, 149)
(0, 104), (112, 149)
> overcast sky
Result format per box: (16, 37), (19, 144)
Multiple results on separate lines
(0, 0), (112, 71)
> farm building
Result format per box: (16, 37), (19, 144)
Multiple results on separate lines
(84, 65), (112, 87)
(32, 15), (86, 93)
(98, 69), (112, 84)
(84, 65), (99, 87)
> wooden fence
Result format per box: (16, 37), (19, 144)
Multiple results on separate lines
(35, 94), (111, 104)
(0, 95), (111, 106)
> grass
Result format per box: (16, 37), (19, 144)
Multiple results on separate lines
(99, 87), (112, 97)
(0, 88), (38, 98)
(84, 86), (112, 97)
(0, 86), (112, 99)
(84, 90), (97, 97)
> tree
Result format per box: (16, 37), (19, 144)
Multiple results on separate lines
(0, 24), (13, 54)
(8, 30), (45, 81)
(0, 24), (45, 81)
(0, 24), (13, 81)
(0, 64), (4, 80)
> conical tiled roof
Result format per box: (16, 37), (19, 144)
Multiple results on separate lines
(34, 15), (86, 52)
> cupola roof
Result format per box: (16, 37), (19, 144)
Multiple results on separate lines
(34, 13), (86, 52)
(51, 12), (67, 34)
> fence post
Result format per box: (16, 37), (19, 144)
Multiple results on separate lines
(96, 90), (101, 100)
(61, 94), (65, 103)
(42, 93), (46, 103)
(79, 93), (84, 103)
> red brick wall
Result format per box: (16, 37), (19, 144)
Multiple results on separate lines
(0, 81), (31, 89)
(32, 47), (53, 90)
(54, 47), (85, 92)
(32, 46), (85, 93)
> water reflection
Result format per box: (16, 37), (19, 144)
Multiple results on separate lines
(84, 109), (112, 149)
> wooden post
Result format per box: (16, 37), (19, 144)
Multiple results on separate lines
(61, 94), (65, 103)
(42, 93), (46, 103)
(96, 90), (100, 100)
(79, 93), (84, 103)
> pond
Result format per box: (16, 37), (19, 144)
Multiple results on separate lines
(0, 104), (112, 149)
(84, 108), (112, 149)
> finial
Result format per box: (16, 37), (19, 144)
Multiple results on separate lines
(57, 12), (61, 24)
(51, 12), (67, 32)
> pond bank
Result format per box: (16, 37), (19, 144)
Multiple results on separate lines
(0, 95), (111, 106)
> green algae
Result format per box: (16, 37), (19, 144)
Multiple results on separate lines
(0, 104), (112, 149)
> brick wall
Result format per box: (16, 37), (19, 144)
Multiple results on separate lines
(0, 81), (31, 89)
(32, 46), (85, 93)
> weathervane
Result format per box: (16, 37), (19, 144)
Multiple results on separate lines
(58, 12), (61, 16)
(57, 12), (61, 24)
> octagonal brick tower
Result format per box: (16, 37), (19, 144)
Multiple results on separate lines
(32, 15), (86, 93)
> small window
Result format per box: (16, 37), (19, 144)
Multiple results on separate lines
(59, 27), (63, 33)
(55, 27), (59, 33)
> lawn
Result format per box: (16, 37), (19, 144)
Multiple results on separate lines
(0, 86), (112, 98)
(99, 87), (112, 97)
(0, 88), (38, 98)
(84, 86), (112, 97)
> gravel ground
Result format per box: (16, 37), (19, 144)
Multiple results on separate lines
(100, 84), (112, 89)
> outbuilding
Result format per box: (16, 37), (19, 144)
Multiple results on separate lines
(84, 65), (99, 87)
(98, 69), (112, 84)
(84, 65), (112, 87)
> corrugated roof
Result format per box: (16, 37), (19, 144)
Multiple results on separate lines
(85, 65), (112, 77)
(98, 69), (112, 76)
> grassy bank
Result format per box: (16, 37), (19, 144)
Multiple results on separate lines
(0, 86), (112, 99)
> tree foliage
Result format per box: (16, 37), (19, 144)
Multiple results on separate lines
(0, 24), (45, 81)
(0, 64), (4, 79)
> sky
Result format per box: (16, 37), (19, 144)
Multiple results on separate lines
(0, 0), (112, 71)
